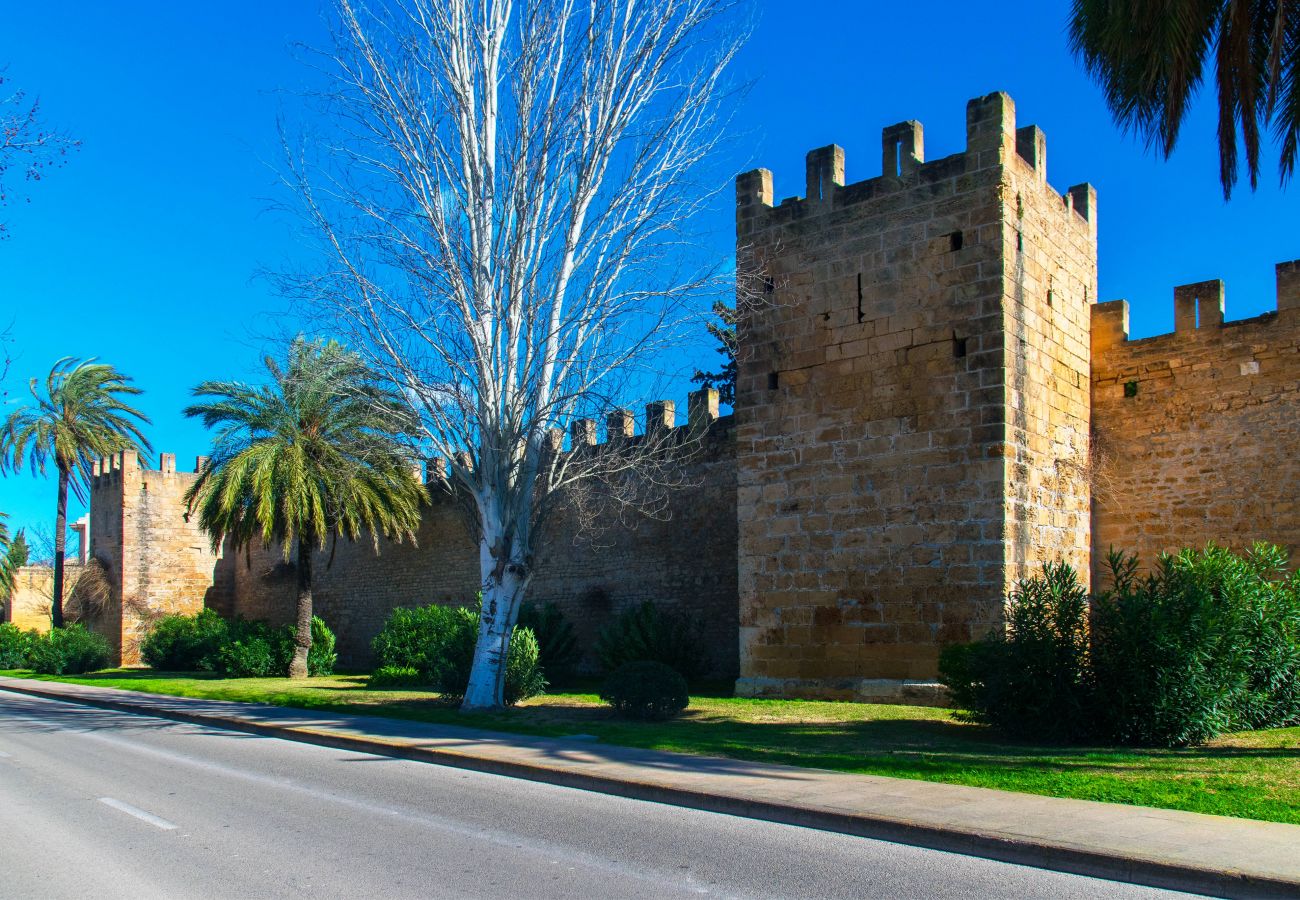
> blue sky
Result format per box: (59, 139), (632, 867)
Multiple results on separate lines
(0, 1), (1295, 540)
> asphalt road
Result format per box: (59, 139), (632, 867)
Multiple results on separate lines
(0, 689), (1196, 900)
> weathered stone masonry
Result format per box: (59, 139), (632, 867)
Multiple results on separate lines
(734, 94), (1096, 701)
(46, 93), (1299, 701)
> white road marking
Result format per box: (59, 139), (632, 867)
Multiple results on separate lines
(0, 750), (12, 758)
(98, 797), (178, 831)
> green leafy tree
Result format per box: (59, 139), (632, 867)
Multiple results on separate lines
(1070, 0), (1300, 198)
(0, 358), (151, 626)
(0, 518), (30, 600)
(183, 338), (425, 678)
(690, 301), (737, 407)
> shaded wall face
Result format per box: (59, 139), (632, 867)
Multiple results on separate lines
(1091, 304), (1300, 578)
(223, 421), (739, 677)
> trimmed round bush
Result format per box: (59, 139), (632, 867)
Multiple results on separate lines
(600, 661), (689, 720)
(27, 625), (111, 675)
(0, 623), (34, 669)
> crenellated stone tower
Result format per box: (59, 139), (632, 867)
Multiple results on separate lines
(84, 451), (227, 664)
(734, 93), (1098, 701)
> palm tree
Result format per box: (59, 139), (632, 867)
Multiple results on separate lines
(0, 358), (152, 627)
(1070, 1), (1300, 198)
(184, 338), (425, 678)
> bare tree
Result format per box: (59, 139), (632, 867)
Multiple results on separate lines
(1, 69), (79, 238)
(280, 0), (745, 709)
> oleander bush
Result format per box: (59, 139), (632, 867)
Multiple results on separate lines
(0, 622), (34, 669)
(939, 562), (1091, 743)
(141, 609), (228, 671)
(940, 544), (1300, 747)
(600, 660), (690, 720)
(140, 610), (336, 678)
(517, 601), (581, 684)
(371, 602), (546, 704)
(594, 601), (709, 683)
(27, 624), (111, 675)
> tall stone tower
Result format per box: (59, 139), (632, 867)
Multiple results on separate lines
(85, 451), (226, 664)
(734, 93), (1098, 701)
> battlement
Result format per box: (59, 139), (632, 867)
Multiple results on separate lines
(421, 388), (734, 483)
(90, 450), (207, 491)
(736, 92), (1095, 240)
(1091, 259), (1300, 354)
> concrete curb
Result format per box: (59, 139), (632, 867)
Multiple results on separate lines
(5, 679), (1294, 899)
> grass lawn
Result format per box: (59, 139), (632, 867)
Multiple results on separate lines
(4, 668), (1298, 825)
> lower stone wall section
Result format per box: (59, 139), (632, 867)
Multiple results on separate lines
(1091, 303), (1300, 582)
(222, 420), (739, 677)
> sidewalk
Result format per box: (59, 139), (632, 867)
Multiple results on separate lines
(3, 675), (1297, 899)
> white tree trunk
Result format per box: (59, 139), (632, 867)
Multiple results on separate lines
(462, 515), (529, 709)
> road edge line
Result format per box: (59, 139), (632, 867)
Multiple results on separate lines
(2, 680), (1290, 899)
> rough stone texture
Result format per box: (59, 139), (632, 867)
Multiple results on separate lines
(1090, 265), (1300, 581)
(64, 93), (1299, 703)
(153, 410), (736, 675)
(84, 451), (223, 664)
(733, 94), (1096, 700)
(5, 566), (59, 633)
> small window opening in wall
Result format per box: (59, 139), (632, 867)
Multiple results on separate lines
(768, 371), (780, 390)
(892, 141), (903, 177)
(1016, 230), (1023, 252)
(1124, 380), (1139, 398)
(953, 337), (968, 358)
(1046, 289), (1054, 307)
(949, 230), (963, 252)
(857, 273), (865, 323)
(763, 275), (775, 294)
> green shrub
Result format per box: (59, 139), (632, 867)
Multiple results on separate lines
(595, 601), (709, 682)
(600, 661), (689, 720)
(517, 601), (581, 684)
(139, 610), (334, 678)
(140, 609), (228, 671)
(367, 665), (428, 689)
(942, 545), (1300, 748)
(216, 636), (277, 678)
(371, 604), (474, 687)
(371, 602), (546, 704)
(938, 562), (1091, 743)
(27, 625), (111, 675)
(1091, 545), (1299, 746)
(0, 623), (34, 669)
(307, 617), (337, 676)
(502, 626), (547, 704)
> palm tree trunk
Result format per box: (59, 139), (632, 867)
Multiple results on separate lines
(51, 464), (69, 629)
(288, 537), (313, 678)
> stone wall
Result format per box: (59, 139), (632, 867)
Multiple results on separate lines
(1090, 262), (1300, 579)
(218, 409), (738, 675)
(733, 94), (1096, 702)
